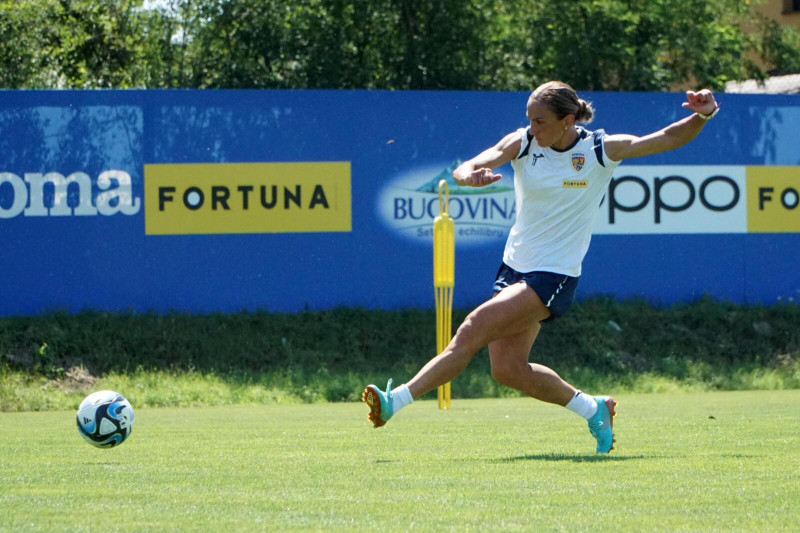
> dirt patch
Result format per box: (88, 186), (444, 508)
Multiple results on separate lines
(50, 366), (97, 394)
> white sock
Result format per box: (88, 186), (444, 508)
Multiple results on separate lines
(565, 390), (598, 420)
(390, 384), (414, 413)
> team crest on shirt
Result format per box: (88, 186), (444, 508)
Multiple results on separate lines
(571, 153), (586, 172)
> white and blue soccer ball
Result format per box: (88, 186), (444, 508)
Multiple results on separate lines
(76, 390), (135, 448)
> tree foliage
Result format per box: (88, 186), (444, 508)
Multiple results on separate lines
(758, 18), (800, 76)
(184, 0), (500, 89)
(0, 0), (798, 91)
(515, 0), (763, 91)
(0, 1), (59, 87)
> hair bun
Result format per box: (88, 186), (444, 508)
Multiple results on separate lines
(576, 99), (595, 123)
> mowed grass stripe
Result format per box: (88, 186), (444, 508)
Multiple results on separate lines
(1, 390), (798, 532)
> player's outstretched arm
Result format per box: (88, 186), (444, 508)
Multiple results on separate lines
(604, 89), (719, 162)
(453, 131), (521, 187)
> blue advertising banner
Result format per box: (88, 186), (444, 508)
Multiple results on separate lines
(0, 89), (798, 316)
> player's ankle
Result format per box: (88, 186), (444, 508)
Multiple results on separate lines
(390, 384), (413, 413)
(565, 390), (598, 420)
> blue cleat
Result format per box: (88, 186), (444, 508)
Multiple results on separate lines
(588, 396), (617, 453)
(362, 379), (394, 428)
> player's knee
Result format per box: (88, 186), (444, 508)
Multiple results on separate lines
(491, 360), (524, 389)
(457, 308), (495, 345)
(454, 313), (483, 350)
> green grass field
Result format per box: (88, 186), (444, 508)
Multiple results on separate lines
(2, 390), (799, 532)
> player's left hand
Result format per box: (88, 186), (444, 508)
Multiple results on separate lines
(682, 89), (717, 116)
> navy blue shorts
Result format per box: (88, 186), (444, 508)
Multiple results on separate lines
(492, 263), (579, 322)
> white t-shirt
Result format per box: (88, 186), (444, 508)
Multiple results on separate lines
(504, 126), (621, 277)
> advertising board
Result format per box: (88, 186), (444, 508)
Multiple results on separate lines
(0, 90), (797, 314)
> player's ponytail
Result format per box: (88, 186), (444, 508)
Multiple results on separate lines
(531, 81), (595, 124)
(575, 99), (594, 124)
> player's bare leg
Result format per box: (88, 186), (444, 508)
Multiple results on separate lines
(488, 321), (576, 406)
(362, 282), (546, 427)
(404, 282), (550, 399)
(483, 286), (617, 452)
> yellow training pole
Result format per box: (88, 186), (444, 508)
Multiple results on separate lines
(434, 179), (454, 409)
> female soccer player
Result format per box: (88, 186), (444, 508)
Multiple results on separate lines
(363, 81), (720, 453)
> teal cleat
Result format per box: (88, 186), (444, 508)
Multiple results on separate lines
(588, 396), (617, 453)
(362, 379), (394, 428)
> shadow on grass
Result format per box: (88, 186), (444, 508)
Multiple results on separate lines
(498, 453), (646, 463)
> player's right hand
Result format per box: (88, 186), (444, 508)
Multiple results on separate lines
(463, 168), (502, 187)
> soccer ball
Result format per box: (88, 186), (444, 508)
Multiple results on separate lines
(76, 390), (135, 448)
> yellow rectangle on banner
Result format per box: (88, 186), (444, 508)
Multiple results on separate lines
(747, 166), (800, 233)
(144, 162), (351, 235)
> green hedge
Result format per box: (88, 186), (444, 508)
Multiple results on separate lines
(1, 297), (799, 409)
(2, 296), (799, 377)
